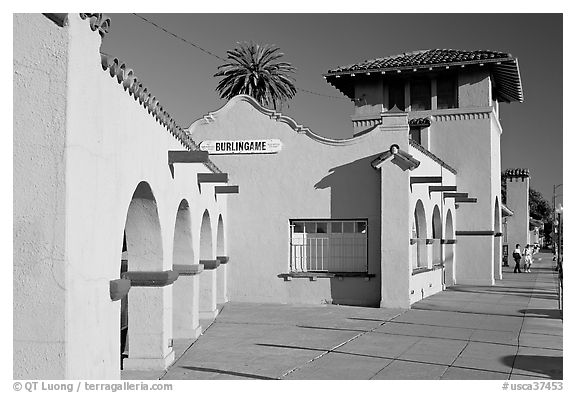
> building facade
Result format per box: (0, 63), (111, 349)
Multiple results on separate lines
(190, 49), (523, 308)
(14, 14), (234, 379)
(14, 14), (525, 379)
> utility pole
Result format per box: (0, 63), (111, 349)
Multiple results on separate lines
(553, 184), (562, 267)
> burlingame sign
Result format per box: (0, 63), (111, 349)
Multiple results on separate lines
(199, 139), (283, 155)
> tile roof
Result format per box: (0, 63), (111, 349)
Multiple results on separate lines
(324, 49), (523, 103)
(327, 49), (512, 73)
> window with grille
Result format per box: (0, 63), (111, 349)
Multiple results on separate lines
(290, 219), (368, 273)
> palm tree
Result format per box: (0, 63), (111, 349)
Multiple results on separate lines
(214, 42), (297, 110)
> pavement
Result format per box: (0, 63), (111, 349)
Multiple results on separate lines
(123, 251), (562, 380)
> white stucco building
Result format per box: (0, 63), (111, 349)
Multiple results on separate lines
(14, 13), (235, 379)
(190, 48), (524, 308)
(13, 13), (524, 379)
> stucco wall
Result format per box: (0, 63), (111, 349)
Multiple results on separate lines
(458, 70), (491, 108)
(190, 98), (394, 307)
(13, 13), (69, 379)
(14, 14), (227, 379)
(64, 14), (227, 378)
(191, 102), (456, 309)
(409, 268), (443, 304)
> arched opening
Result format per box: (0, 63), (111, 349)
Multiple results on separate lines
(200, 210), (213, 260)
(444, 209), (455, 287)
(216, 215), (228, 304)
(494, 197), (502, 280)
(121, 182), (173, 370)
(216, 215), (225, 256)
(199, 210), (218, 318)
(432, 206), (442, 267)
(172, 200), (201, 339)
(412, 200), (428, 269)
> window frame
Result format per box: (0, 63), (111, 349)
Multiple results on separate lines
(289, 218), (369, 273)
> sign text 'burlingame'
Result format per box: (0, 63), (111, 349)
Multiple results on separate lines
(199, 139), (283, 155)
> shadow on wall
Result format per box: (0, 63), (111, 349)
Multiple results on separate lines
(501, 355), (563, 379)
(315, 154), (382, 307)
(314, 154), (381, 218)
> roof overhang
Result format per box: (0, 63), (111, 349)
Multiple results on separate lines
(324, 57), (523, 103)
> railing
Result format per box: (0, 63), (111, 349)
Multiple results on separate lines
(410, 238), (428, 270)
(290, 235), (368, 273)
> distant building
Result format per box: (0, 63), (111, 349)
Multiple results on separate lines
(502, 168), (531, 251)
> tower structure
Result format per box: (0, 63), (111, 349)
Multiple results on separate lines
(504, 168), (530, 250)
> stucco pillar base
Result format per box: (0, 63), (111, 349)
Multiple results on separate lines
(173, 275), (200, 340)
(217, 264), (228, 304)
(122, 350), (175, 371)
(380, 298), (410, 309)
(173, 324), (202, 340)
(199, 270), (217, 317)
(199, 308), (219, 320)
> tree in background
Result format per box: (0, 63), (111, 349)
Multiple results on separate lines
(529, 188), (553, 222)
(214, 42), (297, 110)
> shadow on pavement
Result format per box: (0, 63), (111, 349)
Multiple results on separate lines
(180, 366), (278, 380)
(501, 355), (563, 379)
(519, 309), (563, 319)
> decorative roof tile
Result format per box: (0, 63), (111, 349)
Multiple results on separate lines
(409, 117), (431, 128)
(503, 168), (530, 178)
(100, 53), (221, 173)
(79, 13), (111, 38)
(324, 49), (523, 103)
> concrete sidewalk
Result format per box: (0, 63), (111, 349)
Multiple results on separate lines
(126, 251), (562, 380)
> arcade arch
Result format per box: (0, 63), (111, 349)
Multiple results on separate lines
(120, 182), (174, 370)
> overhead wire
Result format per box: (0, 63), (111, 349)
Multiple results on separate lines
(130, 13), (349, 101)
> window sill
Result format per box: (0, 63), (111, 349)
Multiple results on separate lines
(278, 272), (375, 281)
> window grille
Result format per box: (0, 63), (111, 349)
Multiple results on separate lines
(290, 219), (368, 273)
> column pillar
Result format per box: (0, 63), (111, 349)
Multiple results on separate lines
(378, 110), (412, 308)
(123, 286), (175, 370)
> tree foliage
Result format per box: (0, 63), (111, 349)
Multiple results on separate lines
(501, 174), (552, 222)
(214, 42), (297, 110)
(529, 188), (553, 222)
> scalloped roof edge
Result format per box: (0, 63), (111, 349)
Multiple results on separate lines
(186, 94), (385, 147)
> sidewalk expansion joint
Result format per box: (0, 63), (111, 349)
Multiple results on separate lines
(278, 310), (407, 379)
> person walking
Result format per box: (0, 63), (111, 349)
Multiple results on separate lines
(523, 244), (532, 272)
(513, 244), (522, 273)
(528, 246), (536, 273)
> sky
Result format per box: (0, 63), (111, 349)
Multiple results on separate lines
(100, 13), (563, 205)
